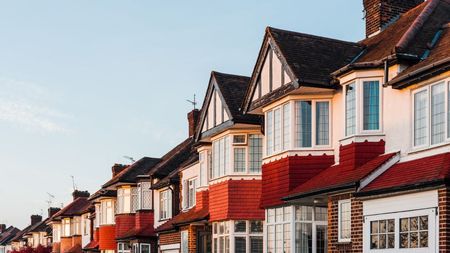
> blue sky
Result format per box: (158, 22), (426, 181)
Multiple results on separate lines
(0, 0), (364, 229)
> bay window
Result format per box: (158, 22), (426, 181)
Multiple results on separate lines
(345, 80), (382, 137)
(213, 221), (262, 253)
(266, 206), (327, 253)
(265, 100), (331, 156)
(211, 134), (263, 179)
(118, 243), (131, 253)
(413, 80), (450, 149)
(72, 216), (80, 235)
(62, 219), (71, 237)
(138, 182), (152, 210)
(213, 222), (230, 253)
(100, 199), (115, 225)
(117, 187), (139, 214)
(199, 151), (210, 187)
(159, 189), (171, 220)
(52, 224), (61, 242)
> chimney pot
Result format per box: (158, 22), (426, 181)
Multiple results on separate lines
(30, 215), (42, 225)
(111, 164), (127, 177)
(47, 207), (61, 218)
(187, 109), (200, 137)
(72, 190), (90, 200)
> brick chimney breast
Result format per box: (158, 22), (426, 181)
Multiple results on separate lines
(187, 109), (200, 137)
(31, 215), (42, 225)
(0, 224), (6, 233)
(72, 190), (90, 200)
(48, 207), (61, 218)
(363, 0), (424, 37)
(111, 164), (127, 177)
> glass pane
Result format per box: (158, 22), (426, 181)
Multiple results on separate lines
(250, 221), (263, 233)
(295, 223), (312, 253)
(363, 81), (380, 130)
(379, 234), (386, 249)
(371, 221), (378, 234)
(339, 202), (351, 239)
(410, 217), (418, 231)
(276, 208), (283, 222)
(250, 236), (263, 253)
(370, 235), (378, 249)
(420, 231), (428, 248)
(267, 225), (275, 253)
(266, 111), (273, 155)
(234, 221), (246, 233)
(284, 223), (291, 253)
(400, 218), (409, 232)
(414, 90), (428, 146)
(248, 135), (263, 173)
(295, 101), (312, 147)
(268, 209), (275, 224)
(379, 220), (386, 233)
(410, 232), (418, 248)
(387, 234), (395, 248)
(283, 103), (291, 150)
(316, 101), (330, 145)
(214, 238), (217, 253)
(275, 224), (283, 253)
(315, 207), (327, 221)
(345, 83), (356, 136)
(233, 148), (246, 173)
(387, 219), (395, 233)
(400, 233), (408, 248)
(420, 216), (428, 230)
(234, 237), (246, 253)
(431, 82), (445, 144)
(295, 206), (312, 221)
(283, 206), (291, 222)
(274, 108), (282, 151)
(316, 225), (327, 253)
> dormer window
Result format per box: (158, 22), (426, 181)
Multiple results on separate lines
(265, 100), (331, 156)
(344, 79), (382, 137)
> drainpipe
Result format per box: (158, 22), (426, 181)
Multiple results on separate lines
(384, 59), (389, 86)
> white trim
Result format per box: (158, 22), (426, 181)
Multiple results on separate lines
(358, 152), (401, 191)
(159, 244), (180, 250)
(139, 243), (151, 253)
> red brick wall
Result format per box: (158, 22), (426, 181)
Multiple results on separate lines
(98, 225), (116, 250)
(439, 187), (450, 252)
(196, 190), (209, 210)
(261, 154), (334, 208)
(339, 140), (385, 170)
(71, 235), (81, 247)
(159, 231), (180, 245)
(115, 214), (135, 239)
(60, 237), (72, 253)
(135, 210), (154, 231)
(209, 179), (264, 222)
(328, 193), (363, 253)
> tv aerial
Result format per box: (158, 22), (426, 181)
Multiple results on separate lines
(186, 94), (197, 110)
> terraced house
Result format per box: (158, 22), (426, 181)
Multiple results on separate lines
(6, 0), (450, 253)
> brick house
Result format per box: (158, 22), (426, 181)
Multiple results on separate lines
(238, 0), (450, 252)
(0, 225), (21, 253)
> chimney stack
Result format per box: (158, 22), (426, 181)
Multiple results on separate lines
(72, 190), (90, 200)
(112, 164), (127, 177)
(363, 0), (424, 37)
(31, 215), (42, 225)
(0, 224), (6, 233)
(187, 109), (200, 137)
(48, 207), (61, 218)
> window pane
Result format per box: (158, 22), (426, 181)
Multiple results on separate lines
(250, 221), (263, 233)
(249, 135), (263, 173)
(274, 108), (281, 151)
(414, 90), (428, 146)
(315, 207), (327, 221)
(234, 221), (246, 233)
(250, 236), (263, 253)
(275, 224), (283, 253)
(234, 237), (246, 253)
(284, 223), (291, 253)
(295, 206), (312, 221)
(316, 101), (330, 145)
(346, 83), (356, 136)
(295, 223), (312, 253)
(283, 103), (291, 150)
(295, 101), (312, 147)
(267, 225), (275, 253)
(431, 82), (445, 144)
(233, 148), (246, 173)
(316, 225), (327, 253)
(266, 111), (273, 155)
(339, 201), (351, 240)
(363, 81), (380, 130)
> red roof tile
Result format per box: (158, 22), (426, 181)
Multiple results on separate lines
(360, 152), (450, 194)
(83, 240), (99, 250)
(285, 153), (398, 199)
(155, 208), (209, 233)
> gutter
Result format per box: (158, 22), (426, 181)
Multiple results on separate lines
(355, 179), (446, 197)
(282, 182), (357, 201)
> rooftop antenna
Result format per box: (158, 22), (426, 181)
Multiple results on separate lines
(123, 156), (136, 163)
(70, 175), (77, 191)
(46, 192), (55, 208)
(186, 94), (197, 110)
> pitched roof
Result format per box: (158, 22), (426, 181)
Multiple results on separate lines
(82, 240), (99, 251)
(155, 208), (209, 233)
(88, 189), (116, 201)
(148, 137), (196, 178)
(51, 197), (91, 220)
(0, 226), (20, 245)
(66, 244), (82, 253)
(284, 153), (398, 200)
(102, 157), (161, 188)
(116, 224), (156, 240)
(151, 152), (199, 190)
(27, 218), (51, 234)
(10, 224), (32, 242)
(358, 152), (450, 196)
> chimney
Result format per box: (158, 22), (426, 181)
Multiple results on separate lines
(48, 207), (61, 218)
(363, 0), (424, 37)
(112, 164), (127, 177)
(0, 224), (6, 233)
(187, 109), (200, 137)
(72, 190), (90, 200)
(31, 215), (42, 225)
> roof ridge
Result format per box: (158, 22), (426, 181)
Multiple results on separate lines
(211, 71), (250, 80)
(395, 0), (440, 52)
(267, 26), (360, 46)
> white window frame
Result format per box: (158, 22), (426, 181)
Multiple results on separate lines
(140, 243), (151, 253)
(62, 218), (71, 237)
(411, 79), (450, 150)
(138, 182), (152, 210)
(232, 134), (247, 145)
(100, 199), (115, 225)
(265, 100), (332, 157)
(343, 78), (383, 138)
(118, 243), (131, 253)
(183, 177), (197, 210)
(159, 189), (171, 220)
(338, 199), (352, 243)
(181, 230), (188, 253)
(212, 221), (230, 253)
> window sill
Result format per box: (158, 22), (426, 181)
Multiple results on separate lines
(263, 148), (334, 163)
(159, 218), (171, 222)
(339, 133), (385, 146)
(336, 240), (352, 245)
(408, 141), (450, 155)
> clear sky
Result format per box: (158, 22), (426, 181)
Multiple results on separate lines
(0, 0), (364, 229)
